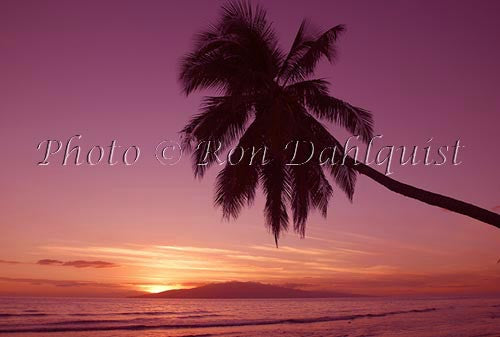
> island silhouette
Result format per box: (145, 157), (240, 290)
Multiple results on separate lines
(136, 281), (359, 299)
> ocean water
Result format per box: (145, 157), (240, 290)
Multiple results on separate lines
(0, 296), (499, 336)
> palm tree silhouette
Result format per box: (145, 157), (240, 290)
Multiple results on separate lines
(179, 1), (500, 245)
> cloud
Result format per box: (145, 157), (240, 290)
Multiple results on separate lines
(0, 259), (22, 265)
(250, 245), (329, 255)
(39, 241), (496, 296)
(0, 277), (124, 288)
(37, 259), (119, 268)
(492, 205), (500, 212)
(155, 245), (237, 254)
(62, 260), (119, 268)
(37, 259), (64, 266)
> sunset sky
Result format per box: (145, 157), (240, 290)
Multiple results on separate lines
(1, 0), (499, 297)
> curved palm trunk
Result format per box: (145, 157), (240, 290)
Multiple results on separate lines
(352, 162), (500, 228)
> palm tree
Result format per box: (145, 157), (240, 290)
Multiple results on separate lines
(179, 1), (500, 245)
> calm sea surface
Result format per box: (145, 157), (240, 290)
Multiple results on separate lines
(0, 296), (499, 336)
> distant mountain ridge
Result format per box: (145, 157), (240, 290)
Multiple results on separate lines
(136, 281), (358, 299)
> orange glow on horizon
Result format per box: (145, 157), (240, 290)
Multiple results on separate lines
(139, 284), (186, 294)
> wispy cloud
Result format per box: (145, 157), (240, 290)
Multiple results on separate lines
(37, 259), (63, 266)
(4, 238), (500, 296)
(38, 242), (387, 282)
(35, 239), (496, 296)
(36, 259), (119, 268)
(0, 276), (124, 288)
(155, 245), (237, 254)
(0, 259), (22, 265)
(249, 245), (330, 256)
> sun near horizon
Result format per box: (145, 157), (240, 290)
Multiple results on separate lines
(140, 284), (188, 294)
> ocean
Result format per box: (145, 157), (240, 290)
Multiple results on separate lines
(0, 296), (499, 336)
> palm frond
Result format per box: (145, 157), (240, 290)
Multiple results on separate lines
(179, 1), (282, 95)
(179, 49), (242, 95)
(297, 112), (358, 200)
(261, 158), (292, 246)
(290, 163), (333, 236)
(214, 162), (260, 219)
(181, 95), (252, 177)
(286, 79), (374, 143)
(214, 118), (266, 218)
(281, 24), (345, 84)
(277, 19), (310, 81)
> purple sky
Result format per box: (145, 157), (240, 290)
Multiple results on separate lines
(0, 0), (499, 296)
